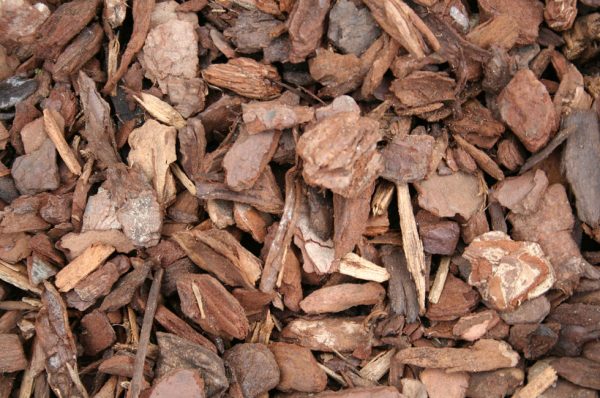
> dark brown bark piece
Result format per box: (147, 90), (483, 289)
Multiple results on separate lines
(547, 303), (600, 327)
(0, 77), (38, 110)
(100, 261), (151, 312)
(497, 137), (525, 172)
(381, 135), (434, 184)
(177, 118), (206, 181)
(40, 194), (72, 225)
(52, 24), (104, 82)
(102, 0), (155, 94)
(287, 0), (331, 63)
(148, 369), (206, 398)
(173, 227), (261, 288)
(35, 281), (81, 398)
(156, 332), (228, 397)
(177, 273), (249, 339)
(416, 211), (460, 255)
(508, 323), (560, 359)
(380, 245), (420, 322)
(500, 295), (550, 325)
(196, 167), (284, 214)
(33, 0), (100, 60)
(80, 310), (116, 355)
(98, 354), (153, 379)
(333, 183), (374, 259)
(269, 342), (327, 393)
(466, 368), (524, 398)
(66, 255), (130, 310)
(224, 10), (281, 54)
(146, 239), (186, 268)
(154, 304), (217, 353)
(551, 357), (600, 390)
(562, 110), (600, 228)
(78, 72), (120, 168)
(224, 343), (280, 398)
(0, 334), (27, 372)
(0, 232), (31, 264)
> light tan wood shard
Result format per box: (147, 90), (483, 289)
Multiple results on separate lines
(43, 109), (82, 176)
(513, 366), (557, 398)
(171, 163), (197, 196)
(396, 182), (426, 314)
(133, 92), (186, 129)
(0, 259), (42, 294)
(429, 256), (450, 304)
(362, 0), (439, 59)
(55, 244), (115, 292)
(371, 181), (395, 216)
(395, 339), (520, 372)
(128, 119), (177, 205)
(338, 253), (390, 282)
(359, 349), (396, 382)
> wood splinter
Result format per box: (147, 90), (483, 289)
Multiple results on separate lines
(128, 266), (164, 398)
(396, 183), (427, 314)
(429, 256), (450, 304)
(513, 366), (557, 398)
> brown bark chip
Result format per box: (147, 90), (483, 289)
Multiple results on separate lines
(269, 342), (327, 393)
(498, 69), (557, 152)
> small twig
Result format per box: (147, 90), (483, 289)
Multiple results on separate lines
(191, 282), (207, 319)
(66, 362), (89, 398)
(43, 109), (82, 175)
(429, 257), (451, 304)
(396, 183), (427, 314)
(127, 306), (139, 345)
(171, 163), (197, 196)
(520, 125), (576, 173)
(128, 267), (164, 398)
(317, 363), (348, 387)
(271, 79), (325, 105)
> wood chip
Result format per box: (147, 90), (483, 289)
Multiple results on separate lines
(55, 244), (115, 292)
(42, 109), (81, 175)
(396, 183), (426, 315)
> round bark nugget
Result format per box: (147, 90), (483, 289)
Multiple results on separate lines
(269, 342), (327, 393)
(224, 343), (280, 398)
